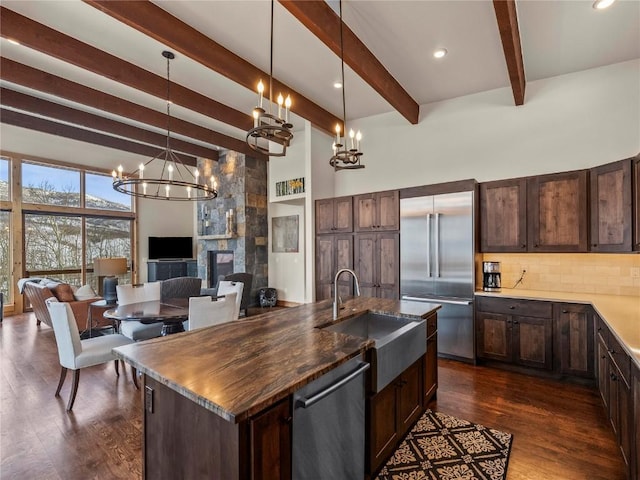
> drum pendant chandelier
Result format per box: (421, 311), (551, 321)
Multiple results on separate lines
(330, 0), (364, 171)
(246, 0), (293, 157)
(112, 51), (218, 201)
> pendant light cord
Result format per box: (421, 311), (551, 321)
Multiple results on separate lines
(269, 0), (274, 114)
(339, 0), (346, 132)
(166, 54), (171, 151)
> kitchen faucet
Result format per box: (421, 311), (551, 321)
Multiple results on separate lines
(333, 268), (361, 320)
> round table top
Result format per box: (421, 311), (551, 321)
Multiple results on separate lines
(104, 298), (189, 323)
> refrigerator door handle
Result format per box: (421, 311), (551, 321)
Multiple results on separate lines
(426, 213), (432, 277)
(434, 213), (441, 278)
(402, 295), (473, 306)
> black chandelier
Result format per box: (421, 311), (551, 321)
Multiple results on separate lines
(246, 0), (293, 157)
(112, 51), (218, 201)
(330, 0), (364, 171)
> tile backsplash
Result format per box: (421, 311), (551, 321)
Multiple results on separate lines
(479, 253), (640, 297)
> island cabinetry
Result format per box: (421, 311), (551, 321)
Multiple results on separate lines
(354, 190), (399, 232)
(634, 156), (640, 251)
(143, 375), (291, 480)
(476, 297), (553, 370)
(527, 169), (589, 252)
(423, 313), (438, 403)
(315, 196), (353, 234)
(315, 234), (353, 301)
(589, 159), (633, 252)
(480, 177), (527, 252)
(595, 315), (633, 474)
(368, 357), (424, 476)
(354, 232), (399, 299)
(554, 303), (594, 378)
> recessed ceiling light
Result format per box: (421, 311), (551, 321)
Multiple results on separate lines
(333, 81), (343, 89)
(7, 38), (20, 46)
(593, 0), (616, 9)
(433, 48), (448, 59)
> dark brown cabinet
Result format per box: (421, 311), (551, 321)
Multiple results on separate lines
(480, 177), (527, 252)
(315, 234), (353, 301)
(354, 232), (399, 299)
(633, 362), (640, 480)
(315, 196), (353, 234)
(527, 169), (589, 252)
(590, 159), (633, 252)
(634, 156), (640, 251)
(476, 297), (553, 370)
(368, 358), (423, 475)
(354, 190), (399, 232)
(250, 398), (292, 480)
(424, 313), (438, 403)
(554, 303), (594, 378)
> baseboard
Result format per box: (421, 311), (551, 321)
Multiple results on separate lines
(276, 299), (301, 308)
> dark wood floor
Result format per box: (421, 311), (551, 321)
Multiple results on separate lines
(1, 312), (625, 479)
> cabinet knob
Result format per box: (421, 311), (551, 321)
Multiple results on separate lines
(534, 244), (539, 248)
(592, 244), (598, 247)
(509, 306), (515, 310)
(282, 416), (293, 424)
(610, 372), (617, 381)
(562, 310), (568, 314)
(597, 327), (602, 331)
(513, 320), (519, 324)
(521, 244), (526, 249)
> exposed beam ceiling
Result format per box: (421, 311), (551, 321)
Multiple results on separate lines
(83, 0), (343, 135)
(0, 88), (220, 160)
(279, 0), (419, 124)
(493, 0), (526, 105)
(1, 108), (197, 165)
(0, 58), (261, 158)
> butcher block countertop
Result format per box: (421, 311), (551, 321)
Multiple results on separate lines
(476, 288), (640, 369)
(113, 296), (440, 423)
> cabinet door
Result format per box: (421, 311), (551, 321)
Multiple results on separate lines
(354, 194), (377, 232)
(376, 232), (399, 299)
(354, 233), (377, 297)
(368, 381), (398, 474)
(334, 196), (354, 233)
(512, 315), (553, 370)
(315, 235), (353, 301)
(335, 235), (354, 299)
(250, 398), (292, 480)
(527, 170), (588, 252)
(634, 157), (640, 251)
(480, 178), (527, 252)
(597, 337), (610, 410)
(396, 359), (423, 437)
(476, 311), (512, 362)
(376, 190), (399, 231)
(555, 303), (594, 378)
(316, 199), (337, 234)
(590, 159), (632, 252)
(617, 371), (632, 470)
(424, 334), (438, 403)
(633, 363), (640, 480)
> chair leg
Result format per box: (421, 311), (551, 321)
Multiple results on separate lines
(131, 367), (139, 390)
(36, 318), (41, 326)
(114, 359), (120, 377)
(67, 370), (80, 411)
(55, 367), (67, 397)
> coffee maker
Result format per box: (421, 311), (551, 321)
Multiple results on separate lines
(483, 261), (501, 292)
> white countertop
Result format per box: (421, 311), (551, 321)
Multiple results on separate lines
(476, 289), (640, 370)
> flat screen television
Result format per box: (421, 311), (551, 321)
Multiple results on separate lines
(148, 236), (193, 260)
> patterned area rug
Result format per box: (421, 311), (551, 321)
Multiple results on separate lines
(376, 409), (513, 480)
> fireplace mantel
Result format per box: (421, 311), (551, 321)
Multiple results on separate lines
(198, 234), (236, 240)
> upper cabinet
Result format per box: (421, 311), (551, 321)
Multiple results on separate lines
(527, 170), (589, 253)
(480, 178), (527, 252)
(590, 159), (633, 252)
(354, 190), (399, 232)
(634, 156), (640, 251)
(315, 196), (353, 234)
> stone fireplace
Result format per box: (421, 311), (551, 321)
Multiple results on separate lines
(207, 250), (234, 288)
(196, 151), (268, 307)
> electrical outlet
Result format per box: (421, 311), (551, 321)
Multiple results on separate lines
(631, 267), (640, 278)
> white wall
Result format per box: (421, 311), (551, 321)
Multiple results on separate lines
(332, 59), (640, 196)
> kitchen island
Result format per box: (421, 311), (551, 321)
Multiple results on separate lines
(114, 296), (440, 480)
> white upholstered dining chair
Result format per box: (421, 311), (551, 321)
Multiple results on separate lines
(116, 282), (163, 341)
(216, 281), (243, 320)
(47, 301), (135, 411)
(187, 293), (237, 331)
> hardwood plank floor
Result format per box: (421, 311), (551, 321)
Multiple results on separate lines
(1, 313), (626, 479)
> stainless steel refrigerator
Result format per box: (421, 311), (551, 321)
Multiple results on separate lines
(400, 190), (475, 361)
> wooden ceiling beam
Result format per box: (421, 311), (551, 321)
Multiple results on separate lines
(279, 0), (419, 124)
(493, 0), (526, 105)
(0, 58), (262, 158)
(0, 87), (220, 161)
(83, 0), (342, 135)
(1, 108), (198, 166)
(0, 7), (253, 133)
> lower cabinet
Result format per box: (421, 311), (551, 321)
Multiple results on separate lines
(368, 357), (424, 476)
(250, 398), (292, 480)
(476, 297), (553, 370)
(633, 362), (640, 480)
(554, 303), (594, 378)
(424, 313), (438, 403)
(147, 260), (197, 282)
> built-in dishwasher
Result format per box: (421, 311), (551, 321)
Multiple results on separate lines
(292, 356), (370, 480)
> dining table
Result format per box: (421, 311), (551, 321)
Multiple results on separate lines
(104, 298), (190, 336)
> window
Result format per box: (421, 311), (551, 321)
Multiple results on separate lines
(22, 161), (81, 206)
(86, 217), (132, 289)
(0, 211), (10, 301)
(0, 157), (9, 201)
(86, 171), (132, 211)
